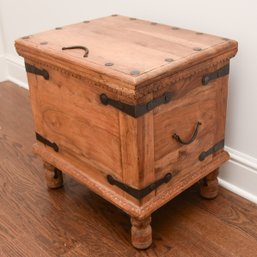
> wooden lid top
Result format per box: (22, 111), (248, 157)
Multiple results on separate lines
(15, 15), (237, 87)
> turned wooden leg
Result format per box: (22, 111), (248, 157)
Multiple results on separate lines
(131, 216), (152, 250)
(44, 162), (63, 189)
(199, 168), (219, 199)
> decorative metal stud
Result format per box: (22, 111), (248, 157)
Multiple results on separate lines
(193, 47), (202, 51)
(129, 17), (137, 20)
(196, 32), (203, 35)
(222, 37), (230, 41)
(111, 14), (118, 17)
(55, 27), (62, 30)
(202, 75), (210, 85)
(40, 41), (48, 45)
(165, 58), (174, 62)
(105, 63), (114, 66)
(22, 36), (30, 39)
(151, 22), (157, 25)
(172, 27), (179, 30)
(130, 70), (140, 76)
(83, 20), (90, 23)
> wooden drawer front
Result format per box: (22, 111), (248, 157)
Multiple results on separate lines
(27, 65), (123, 179)
(154, 85), (219, 184)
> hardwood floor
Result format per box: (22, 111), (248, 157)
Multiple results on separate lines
(0, 81), (257, 257)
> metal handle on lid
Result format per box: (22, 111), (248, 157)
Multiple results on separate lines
(62, 45), (89, 57)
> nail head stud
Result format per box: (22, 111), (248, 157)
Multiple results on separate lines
(55, 27), (62, 30)
(193, 47), (202, 51)
(22, 36), (30, 39)
(165, 58), (174, 62)
(130, 70), (140, 76)
(105, 63), (114, 67)
(202, 75), (210, 85)
(100, 94), (109, 105)
(40, 41), (48, 45)
(83, 20), (90, 23)
(172, 27), (179, 30)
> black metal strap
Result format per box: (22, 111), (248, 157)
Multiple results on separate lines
(35, 133), (59, 152)
(107, 173), (172, 200)
(25, 63), (49, 80)
(199, 140), (224, 161)
(100, 92), (172, 118)
(202, 64), (229, 85)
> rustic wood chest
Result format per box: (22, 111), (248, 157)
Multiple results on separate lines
(15, 15), (238, 249)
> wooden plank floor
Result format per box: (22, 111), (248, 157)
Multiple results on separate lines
(1, 81), (257, 257)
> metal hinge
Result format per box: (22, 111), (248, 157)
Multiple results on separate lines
(202, 64), (229, 85)
(100, 92), (172, 118)
(199, 140), (224, 161)
(107, 173), (172, 200)
(35, 133), (59, 152)
(25, 63), (49, 80)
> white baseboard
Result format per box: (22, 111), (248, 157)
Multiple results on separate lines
(219, 178), (257, 205)
(0, 54), (7, 81)
(219, 147), (257, 204)
(4, 53), (257, 205)
(5, 54), (28, 89)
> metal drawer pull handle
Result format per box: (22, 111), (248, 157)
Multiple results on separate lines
(172, 121), (202, 145)
(62, 45), (89, 57)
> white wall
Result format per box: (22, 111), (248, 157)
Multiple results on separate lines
(0, 0), (257, 203)
(0, 33), (6, 81)
(0, 1), (7, 80)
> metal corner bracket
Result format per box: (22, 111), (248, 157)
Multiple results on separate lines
(100, 92), (172, 118)
(25, 63), (49, 80)
(107, 173), (172, 200)
(35, 132), (59, 152)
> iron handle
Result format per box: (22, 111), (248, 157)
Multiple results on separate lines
(62, 45), (89, 57)
(172, 121), (202, 145)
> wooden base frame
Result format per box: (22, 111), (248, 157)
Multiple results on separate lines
(34, 144), (229, 249)
(33, 144), (229, 220)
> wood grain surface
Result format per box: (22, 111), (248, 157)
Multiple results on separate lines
(14, 17), (236, 248)
(15, 15), (238, 91)
(27, 64), (122, 177)
(1, 81), (257, 256)
(23, 56), (231, 217)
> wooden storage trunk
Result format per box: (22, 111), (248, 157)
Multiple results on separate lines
(15, 15), (238, 249)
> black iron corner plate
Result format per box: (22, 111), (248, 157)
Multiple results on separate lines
(100, 92), (172, 118)
(35, 133), (59, 152)
(199, 139), (224, 161)
(107, 173), (172, 200)
(25, 63), (49, 80)
(202, 64), (229, 85)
